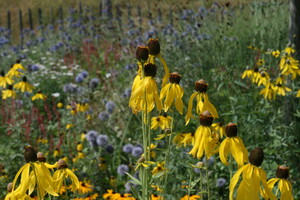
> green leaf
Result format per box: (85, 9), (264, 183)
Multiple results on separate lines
(152, 170), (168, 179)
(125, 172), (142, 185)
(190, 177), (202, 188)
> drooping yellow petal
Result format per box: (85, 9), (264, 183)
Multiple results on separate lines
(66, 168), (80, 191)
(258, 168), (277, 200)
(158, 54), (170, 88)
(185, 92), (198, 125)
(203, 93), (218, 118)
(219, 138), (230, 165)
(229, 164), (248, 200)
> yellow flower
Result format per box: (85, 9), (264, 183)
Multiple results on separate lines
(297, 90), (300, 98)
(180, 194), (201, 200)
(172, 132), (193, 148)
(284, 46), (295, 55)
(6, 62), (26, 78)
(66, 124), (74, 130)
(274, 84), (291, 96)
(259, 82), (276, 100)
(151, 161), (166, 175)
(275, 75), (286, 85)
(31, 91), (47, 101)
(185, 79), (218, 125)
(151, 194), (162, 200)
(241, 67), (254, 79)
(13, 77), (34, 93)
(279, 56), (299, 79)
(53, 148), (62, 158)
(219, 123), (248, 168)
(11, 146), (58, 199)
(271, 50), (280, 57)
(256, 59), (265, 66)
(0, 71), (14, 88)
(52, 159), (80, 193)
(57, 102), (63, 108)
(229, 148), (276, 200)
(212, 122), (225, 138)
(129, 63), (162, 114)
(76, 102), (89, 112)
(103, 191), (135, 200)
(151, 114), (172, 130)
(264, 165), (294, 200)
(147, 38), (170, 88)
(189, 111), (219, 159)
(255, 71), (269, 86)
(78, 181), (93, 194)
(2, 85), (16, 99)
(160, 72), (184, 114)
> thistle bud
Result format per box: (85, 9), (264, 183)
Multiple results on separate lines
(136, 46), (149, 62)
(249, 147), (264, 167)
(225, 123), (238, 137)
(195, 79), (208, 93)
(148, 38), (160, 55)
(200, 110), (213, 126)
(24, 145), (37, 163)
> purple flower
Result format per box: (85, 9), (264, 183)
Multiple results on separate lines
(86, 130), (98, 142)
(98, 111), (110, 121)
(96, 134), (108, 146)
(75, 74), (84, 83)
(105, 101), (116, 114)
(80, 70), (89, 78)
(117, 164), (129, 176)
(123, 144), (133, 153)
(131, 146), (143, 157)
(216, 178), (226, 187)
(105, 144), (114, 153)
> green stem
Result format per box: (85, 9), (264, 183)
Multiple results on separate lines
(206, 161), (210, 200)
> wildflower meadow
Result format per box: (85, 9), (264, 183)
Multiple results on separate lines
(0, 0), (299, 199)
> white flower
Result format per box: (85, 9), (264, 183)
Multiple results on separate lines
(52, 93), (60, 97)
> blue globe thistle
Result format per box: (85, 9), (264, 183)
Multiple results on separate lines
(123, 144), (133, 153)
(86, 130), (98, 142)
(23, 92), (32, 98)
(80, 70), (89, 78)
(117, 164), (129, 176)
(125, 181), (135, 192)
(75, 74), (84, 83)
(202, 156), (215, 166)
(216, 178), (226, 187)
(105, 101), (116, 114)
(98, 111), (110, 121)
(89, 78), (99, 89)
(131, 146), (143, 157)
(105, 144), (114, 154)
(96, 134), (108, 146)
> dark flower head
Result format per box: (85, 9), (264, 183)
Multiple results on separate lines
(57, 159), (68, 169)
(105, 144), (114, 153)
(169, 72), (181, 84)
(37, 152), (46, 162)
(148, 38), (160, 55)
(144, 63), (157, 77)
(225, 122), (237, 137)
(249, 147), (264, 167)
(24, 145), (37, 163)
(195, 79), (208, 93)
(136, 46), (149, 62)
(276, 165), (289, 179)
(199, 110), (213, 126)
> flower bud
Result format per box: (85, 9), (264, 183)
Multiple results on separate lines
(37, 152), (46, 162)
(57, 159), (68, 169)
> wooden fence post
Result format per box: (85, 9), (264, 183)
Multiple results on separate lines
(289, 0), (300, 58)
(7, 10), (11, 30)
(28, 8), (33, 30)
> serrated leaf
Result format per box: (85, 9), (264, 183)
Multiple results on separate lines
(125, 172), (142, 185)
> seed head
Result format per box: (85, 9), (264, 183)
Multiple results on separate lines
(144, 63), (157, 77)
(136, 46), (149, 62)
(37, 152), (46, 162)
(148, 38), (160, 55)
(7, 182), (13, 193)
(24, 145), (37, 163)
(57, 159), (68, 169)
(225, 123), (237, 137)
(169, 72), (181, 84)
(200, 110), (213, 126)
(195, 79), (208, 93)
(276, 165), (289, 179)
(249, 147), (264, 167)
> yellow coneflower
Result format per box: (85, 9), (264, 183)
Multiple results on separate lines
(146, 144), (157, 159)
(284, 46), (295, 55)
(151, 161), (166, 176)
(147, 38), (170, 87)
(255, 71), (270, 86)
(10, 146), (58, 199)
(76, 102), (89, 112)
(57, 102), (63, 108)
(151, 194), (162, 200)
(180, 194), (201, 200)
(129, 63), (162, 114)
(229, 148), (276, 200)
(103, 189), (115, 199)
(134, 156), (155, 171)
(53, 148), (62, 158)
(189, 111), (219, 159)
(279, 55), (299, 79)
(66, 124), (74, 130)
(256, 59), (265, 66)
(0, 71), (13, 88)
(2, 85), (16, 100)
(185, 79), (218, 125)
(259, 82), (276, 100)
(151, 114), (172, 130)
(78, 181), (93, 194)
(219, 123), (248, 168)
(212, 122), (225, 138)
(5, 182), (32, 200)
(85, 193), (99, 200)
(263, 165), (294, 200)
(172, 132), (193, 148)
(52, 159), (80, 193)
(31, 91), (47, 101)
(13, 76), (34, 93)
(274, 84), (292, 96)
(275, 74), (286, 85)
(271, 50), (280, 57)
(160, 72), (184, 114)
(7, 62), (26, 78)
